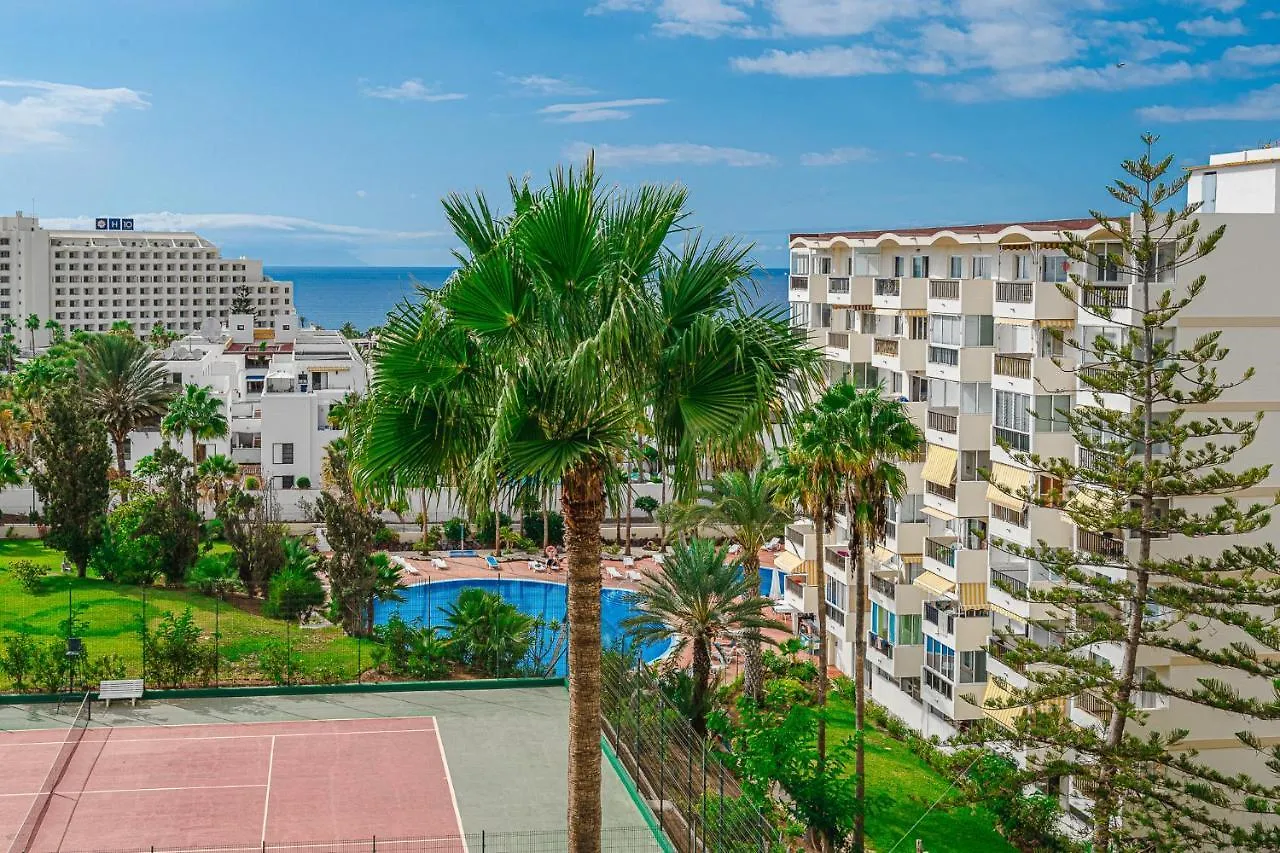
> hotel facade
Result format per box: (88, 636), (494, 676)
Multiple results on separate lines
(779, 147), (1280, 818)
(0, 212), (293, 344)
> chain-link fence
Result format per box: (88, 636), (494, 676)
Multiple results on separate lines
(0, 574), (571, 694)
(59, 827), (665, 853)
(601, 654), (781, 853)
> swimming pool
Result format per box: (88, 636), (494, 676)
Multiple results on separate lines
(372, 578), (670, 677)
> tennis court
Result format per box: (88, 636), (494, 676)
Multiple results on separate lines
(0, 686), (660, 853)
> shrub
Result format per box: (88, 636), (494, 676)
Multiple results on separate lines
(295, 476), (312, 489)
(143, 609), (216, 687)
(91, 498), (164, 585)
(263, 564), (325, 622)
(32, 641), (69, 693)
(85, 653), (128, 683)
(244, 475), (260, 490)
(0, 633), (38, 691)
(443, 588), (535, 676)
(9, 559), (45, 594)
(372, 525), (399, 549)
(521, 510), (565, 546)
(202, 517), (226, 541)
(372, 614), (450, 680)
(635, 495), (660, 518)
(255, 638), (303, 686)
(441, 517), (469, 545)
(472, 509), (512, 541)
(186, 554), (241, 599)
(501, 526), (536, 552)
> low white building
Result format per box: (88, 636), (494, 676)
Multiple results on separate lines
(128, 310), (367, 495)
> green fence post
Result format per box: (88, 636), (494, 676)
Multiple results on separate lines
(214, 595), (220, 688)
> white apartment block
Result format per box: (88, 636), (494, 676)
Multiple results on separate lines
(0, 212), (293, 344)
(781, 147), (1280, 820)
(128, 311), (368, 497)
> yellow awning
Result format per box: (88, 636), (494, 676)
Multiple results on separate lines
(872, 546), (895, 565)
(1037, 318), (1075, 329)
(922, 444), (958, 486)
(983, 679), (1025, 731)
(913, 570), (955, 596)
(986, 462), (1031, 512)
(901, 553), (924, 566)
(903, 309), (928, 317)
(774, 551), (803, 573)
(1067, 488), (1117, 516)
(958, 582), (988, 610)
(995, 317), (1033, 326)
(921, 505), (956, 521)
(305, 365), (350, 372)
(990, 602), (1027, 623)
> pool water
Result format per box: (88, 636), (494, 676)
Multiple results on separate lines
(373, 578), (667, 677)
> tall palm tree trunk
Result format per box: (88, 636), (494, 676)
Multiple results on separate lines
(562, 463), (605, 853)
(851, 526), (868, 853)
(623, 477), (633, 557)
(814, 504), (828, 768)
(743, 552), (765, 704)
(691, 634), (712, 736)
(112, 431), (128, 476)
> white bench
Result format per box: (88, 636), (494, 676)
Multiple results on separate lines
(98, 679), (144, 708)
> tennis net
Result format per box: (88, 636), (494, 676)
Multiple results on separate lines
(9, 692), (92, 853)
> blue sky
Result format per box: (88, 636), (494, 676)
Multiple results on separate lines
(0, 0), (1277, 267)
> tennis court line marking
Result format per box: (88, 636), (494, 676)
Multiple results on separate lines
(261, 735), (276, 844)
(0, 726), (439, 748)
(0, 784), (269, 798)
(434, 721), (468, 853)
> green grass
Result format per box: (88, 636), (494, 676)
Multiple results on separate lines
(0, 539), (365, 689)
(824, 694), (1015, 853)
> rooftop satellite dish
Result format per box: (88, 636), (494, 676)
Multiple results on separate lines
(200, 317), (222, 342)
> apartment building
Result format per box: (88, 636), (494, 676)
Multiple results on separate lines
(780, 148), (1280, 801)
(128, 310), (367, 494)
(0, 212), (293, 344)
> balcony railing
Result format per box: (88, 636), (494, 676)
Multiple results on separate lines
(991, 504), (1028, 528)
(786, 527), (806, 550)
(870, 574), (897, 599)
(1082, 284), (1129, 309)
(925, 537), (956, 567)
(1076, 690), (1113, 725)
(993, 353), (1032, 379)
(873, 337), (900, 357)
(869, 632), (894, 659)
(993, 426), (1030, 451)
(790, 275), (809, 292)
(1078, 364), (1110, 385)
(826, 604), (846, 627)
(1078, 530), (1125, 559)
(924, 668), (953, 699)
(925, 480), (957, 502)
(929, 278), (960, 300)
(1077, 447), (1112, 469)
(824, 545), (849, 569)
(996, 281), (1033, 303)
(829, 276), (851, 294)
(991, 567), (1029, 595)
(786, 576), (806, 599)
(827, 331), (850, 349)
(874, 277), (901, 296)
(988, 639), (1026, 674)
(927, 409), (958, 433)
(927, 345), (960, 367)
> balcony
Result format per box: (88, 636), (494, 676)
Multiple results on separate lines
(924, 535), (988, 584)
(872, 336), (926, 373)
(1074, 690), (1113, 727)
(873, 277), (900, 297)
(824, 545), (850, 574)
(873, 337), (898, 358)
(929, 278), (959, 300)
(994, 279), (1078, 324)
(992, 426), (1030, 452)
(993, 352), (1075, 394)
(993, 353), (1031, 380)
(869, 631), (894, 659)
(870, 573), (897, 599)
(789, 275), (809, 297)
(927, 409), (957, 434)
(1077, 529), (1125, 560)
(230, 446), (262, 464)
(995, 281), (1032, 304)
(926, 343), (993, 382)
(872, 276), (927, 311)
(828, 276), (851, 295)
(925, 480), (956, 502)
(826, 330), (850, 359)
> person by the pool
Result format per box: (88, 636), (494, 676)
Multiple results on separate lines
(544, 545), (561, 570)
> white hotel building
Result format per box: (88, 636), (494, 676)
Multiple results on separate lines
(0, 212), (294, 343)
(780, 147), (1280, 802)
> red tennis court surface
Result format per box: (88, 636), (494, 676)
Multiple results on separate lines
(1, 717), (466, 852)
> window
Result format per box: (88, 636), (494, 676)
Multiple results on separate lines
(1148, 243), (1177, 283)
(911, 255), (930, 278)
(958, 650), (987, 683)
(972, 255), (992, 279)
(853, 250), (879, 277)
(817, 255), (833, 275)
(1039, 327), (1065, 357)
(1041, 254), (1070, 283)
(948, 256), (964, 279)
(965, 314), (994, 346)
(818, 303), (833, 329)
(1013, 254), (1032, 281)
(870, 602), (896, 643)
(272, 442), (295, 465)
(961, 381), (992, 414)
(893, 256), (906, 277)
(273, 475), (296, 490)
(995, 390), (1031, 433)
(899, 614), (923, 645)
(791, 253), (811, 275)
(826, 577), (847, 611)
(908, 315), (928, 340)
(925, 636), (956, 681)
(959, 450), (991, 482)
(1092, 241), (1123, 282)
(1034, 394), (1072, 432)
(788, 302), (810, 329)
(1039, 475), (1064, 508)
(930, 314), (962, 346)
(123, 439), (132, 461)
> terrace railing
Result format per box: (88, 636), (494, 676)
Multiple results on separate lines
(995, 281), (1033, 303)
(929, 278), (960, 300)
(828, 276), (851, 294)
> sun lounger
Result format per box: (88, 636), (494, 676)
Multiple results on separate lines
(605, 566), (624, 580)
(625, 569), (643, 582)
(485, 555), (501, 571)
(531, 559), (549, 573)
(727, 542), (742, 555)
(622, 555), (635, 568)
(764, 537), (781, 551)
(652, 554), (665, 566)
(431, 558), (449, 570)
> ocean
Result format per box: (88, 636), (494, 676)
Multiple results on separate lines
(270, 266), (790, 332)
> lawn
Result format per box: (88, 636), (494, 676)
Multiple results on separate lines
(0, 539), (366, 690)
(824, 694), (1015, 853)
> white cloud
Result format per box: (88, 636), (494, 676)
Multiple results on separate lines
(1189, 0), (1244, 11)
(0, 79), (147, 153)
(355, 190), (368, 198)
(564, 141), (775, 167)
(732, 45), (899, 76)
(589, 0), (762, 37)
(1176, 16), (1246, 36)
(800, 146), (875, 166)
(764, 0), (941, 37)
(362, 79), (466, 102)
(929, 152), (967, 162)
(540, 97), (669, 123)
(501, 74), (596, 96)
(1138, 83), (1280, 122)
(919, 20), (1084, 71)
(40, 212), (442, 241)
(1222, 44), (1280, 66)
(936, 59), (1212, 101)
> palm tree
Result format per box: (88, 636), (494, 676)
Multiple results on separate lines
(772, 410), (843, 783)
(622, 538), (779, 734)
(197, 453), (240, 512)
(162, 384), (228, 463)
(822, 383), (922, 853)
(44, 318), (64, 345)
(82, 333), (176, 474)
(666, 465), (791, 703)
(24, 314), (39, 354)
(0, 445), (23, 492)
(354, 160), (819, 851)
